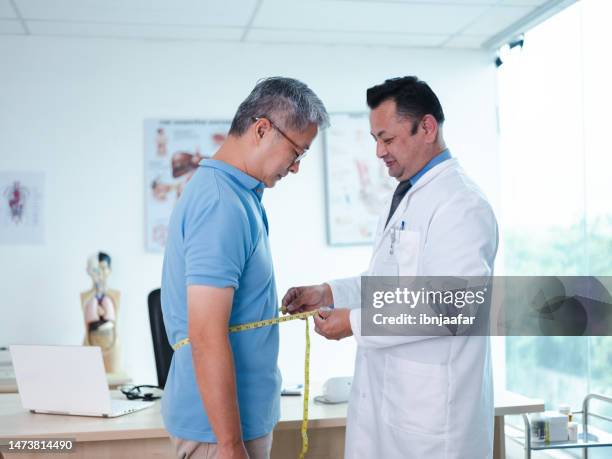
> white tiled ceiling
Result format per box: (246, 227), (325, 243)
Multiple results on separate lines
(339, 0), (548, 5)
(252, 1), (488, 35)
(0, 19), (22, 34)
(0, 0), (577, 49)
(26, 21), (244, 41)
(0, 0), (17, 18)
(15, 0), (258, 27)
(461, 5), (533, 35)
(248, 28), (448, 48)
(443, 34), (489, 49)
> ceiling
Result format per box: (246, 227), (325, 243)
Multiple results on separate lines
(0, 0), (576, 50)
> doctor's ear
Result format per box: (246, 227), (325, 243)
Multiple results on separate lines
(420, 114), (439, 143)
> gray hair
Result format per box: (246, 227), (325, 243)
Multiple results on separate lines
(229, 77), (329, 136)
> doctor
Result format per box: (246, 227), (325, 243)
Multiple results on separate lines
(283, 76), (498, 458)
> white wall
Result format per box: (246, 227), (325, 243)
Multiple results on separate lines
(0, 36), (500, 386)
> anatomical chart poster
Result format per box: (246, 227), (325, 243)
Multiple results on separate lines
(0, 171), (45, 244)
(324, 113), (395, 245)
(144, 119), (230, 252)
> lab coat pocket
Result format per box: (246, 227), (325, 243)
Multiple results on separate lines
(381, 354), (448, 435)
(369, 236), (400, 287)
(395, 230), (420, 277)
(376, 257), (399, 288)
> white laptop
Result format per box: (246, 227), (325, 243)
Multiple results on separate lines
(0, 346), (16, 386)
(10, 345), (155, 417)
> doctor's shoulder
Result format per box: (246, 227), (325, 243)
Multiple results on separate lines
(429, 169), (497, 227)
(439, 166), (494, 210)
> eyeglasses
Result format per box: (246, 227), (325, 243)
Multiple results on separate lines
(120, 384), (163, 401)
(252, 116), (309, 164)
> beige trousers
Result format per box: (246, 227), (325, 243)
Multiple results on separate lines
(171, 432), (273, 459)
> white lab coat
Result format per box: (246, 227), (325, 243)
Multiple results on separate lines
(328, 158), (498, 459)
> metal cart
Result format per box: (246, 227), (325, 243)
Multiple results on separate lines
(518, 393), (612, 458)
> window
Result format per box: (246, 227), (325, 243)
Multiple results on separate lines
(498, 0), (612, 430)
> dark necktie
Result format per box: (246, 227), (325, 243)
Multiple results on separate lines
(385, 180), (412, 228)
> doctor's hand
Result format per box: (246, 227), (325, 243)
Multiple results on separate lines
(282, 283), (333, 314)
(314, 308), (353, 341)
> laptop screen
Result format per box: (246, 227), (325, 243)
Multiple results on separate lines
(10, 345), (112, 415)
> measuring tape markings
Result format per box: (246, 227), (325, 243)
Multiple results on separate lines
(172, 309), (318, 459)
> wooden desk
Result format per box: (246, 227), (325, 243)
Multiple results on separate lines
(0, 390), (346, 459)
(0, 390), (543, 459)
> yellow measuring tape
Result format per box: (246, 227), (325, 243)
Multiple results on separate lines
(172, 309), (318, 459)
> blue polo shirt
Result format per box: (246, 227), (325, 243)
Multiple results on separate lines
(160, 159), (281, 442)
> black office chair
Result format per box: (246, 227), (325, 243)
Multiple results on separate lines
(148, 289), (173, 389)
